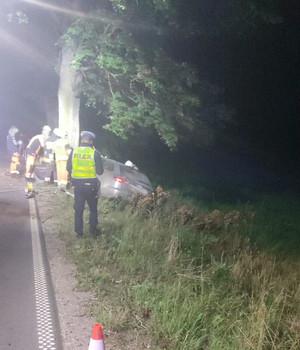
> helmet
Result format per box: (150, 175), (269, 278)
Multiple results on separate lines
(80, 131), (95, 140)
(42, 125), (51, 137)
(42, 125), (51, 132)
(8, 126), (19, 136)
(53, 128), (67, 138)
(80, 131), (95, 144)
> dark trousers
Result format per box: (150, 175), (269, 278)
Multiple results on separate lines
(73, 181), (99, 236)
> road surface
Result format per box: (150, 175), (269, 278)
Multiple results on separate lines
(0, 155), (62, 350)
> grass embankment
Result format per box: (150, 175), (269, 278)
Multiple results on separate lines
(55, 188), (300, 350)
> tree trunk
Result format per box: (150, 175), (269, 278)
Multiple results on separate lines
(58, 47), (82, 148)
(45, 94), (59, 128)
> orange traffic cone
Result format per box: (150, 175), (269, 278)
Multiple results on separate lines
(88, 323), (106, 350)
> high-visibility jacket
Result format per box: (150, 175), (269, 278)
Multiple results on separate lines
(26, 135), (44, 156)
(71, 147), (96, 179)
(54, 138), (70, 161)
(43, 133), (58, 163)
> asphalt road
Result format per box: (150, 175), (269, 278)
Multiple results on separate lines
(0, 156), (62, 350)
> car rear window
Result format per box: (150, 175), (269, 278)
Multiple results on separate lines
(103, 159), (114, 172)
(120, 165), (151, 185)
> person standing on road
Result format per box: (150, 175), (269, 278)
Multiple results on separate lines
(6, 126), (22, 176)
(25, 125), (51, 198)
(54, 129), (71, 189)
(41, 127), (58, 184)
(67, 131), (103, 237)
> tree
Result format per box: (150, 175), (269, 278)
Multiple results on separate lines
(2, 0), (283, 150)
(58, 1), (203, 148)
(61, 16), (200, 148)
(60, 0), (282, 149)
(51, 0), (90, 147)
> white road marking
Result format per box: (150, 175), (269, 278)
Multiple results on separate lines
(29, 199), (58, 350)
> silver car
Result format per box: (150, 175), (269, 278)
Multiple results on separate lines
(98, 158), (153, 198)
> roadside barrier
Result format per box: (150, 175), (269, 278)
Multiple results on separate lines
(88, 323), (106, 350)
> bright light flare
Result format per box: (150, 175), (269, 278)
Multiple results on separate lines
(21, 0), (159, 32)
(0, 27), (50, 68)
(22, 0), (89, 19)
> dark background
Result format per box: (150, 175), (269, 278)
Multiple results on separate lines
(0, 1), (299, 196)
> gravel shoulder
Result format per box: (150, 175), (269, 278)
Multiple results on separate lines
(36, 186), (150, 350)
(36, 187), (95, 349)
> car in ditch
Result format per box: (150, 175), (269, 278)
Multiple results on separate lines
(98, 158), (153, 198)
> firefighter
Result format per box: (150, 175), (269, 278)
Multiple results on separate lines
(6, 126), (22, 176)
(67, 131), (103, 237)
(42, 128), (59, 184)
(25, 125), (51, 198)
(53, 128), (71, 188)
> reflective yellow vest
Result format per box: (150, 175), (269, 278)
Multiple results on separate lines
(72, 147), (96, 179)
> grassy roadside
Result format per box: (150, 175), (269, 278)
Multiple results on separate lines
(53, 187), (300, 350)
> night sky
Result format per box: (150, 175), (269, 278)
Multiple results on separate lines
(0, 1), (299, 193)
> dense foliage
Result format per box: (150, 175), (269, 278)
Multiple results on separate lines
(60, 0), (248, 148)
(61, 14), (202, 147)
(62, 13), (201, 148)
(2, 0), (285, 151)
(59, 0), (284, 149)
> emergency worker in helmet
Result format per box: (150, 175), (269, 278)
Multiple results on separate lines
(67, 131), (103, 237)
(25, 125), (51, 198)
(6, 126), (22, 175)
(42, 127), (59, 184)
(53, 128), (71, 188)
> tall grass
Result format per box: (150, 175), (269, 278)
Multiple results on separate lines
(51, 189), (300, 349)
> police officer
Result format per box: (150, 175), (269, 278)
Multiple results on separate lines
(67, 131), (103, 237)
